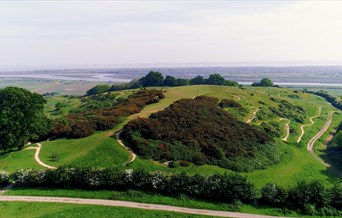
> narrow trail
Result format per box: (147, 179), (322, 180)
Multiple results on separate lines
(25, 144), (56, 169)
(297, 107), (321, 143)
(279, 118), (290, 142)
(232, 95), (241, 101)
(0, 196), (287, 218)
(246, 109), (259, 124)
(116, 131), (136, 164)
(307, 111), (336, 167)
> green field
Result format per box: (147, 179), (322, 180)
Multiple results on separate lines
(0, 201), (212, 218)
(4, 187), (302, 217)
(0, 148), (43, 172)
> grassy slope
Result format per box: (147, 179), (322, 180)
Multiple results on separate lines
(1, 85), (341, 187)
(0, 202), (210, 218)
(4, 187), (302, 217)
(40, 129), (130, 168)
(0, 149), (43, 173)
(44, 95), (82, 119)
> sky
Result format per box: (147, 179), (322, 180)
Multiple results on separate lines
(1, 1), (342, 70)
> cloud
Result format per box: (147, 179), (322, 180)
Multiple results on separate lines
(0, 1), (342, 69)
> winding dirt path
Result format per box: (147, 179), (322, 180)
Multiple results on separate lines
(116, 131), (136, 164)
(297, 107), (321, 143)
(27, 143), (56, 169)
(279, 118), (290, 142)
(246, 109), (259, 124)
(307, 111), (336, 167)
(0, 195), (287, 218)
(232, 95), (241, 101)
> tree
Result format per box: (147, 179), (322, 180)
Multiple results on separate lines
(139, 71), (164, 87)
(86, 84), (111, 95)
(252, 78), (273, 87)
(175, 78), (189, 86)
(207, 74), (227, 85)
(189, 75), (205, 85)
(0, 87), (51, 150)
(163, 75), (177, 86)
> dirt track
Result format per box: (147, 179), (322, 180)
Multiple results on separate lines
(307, 111), (335, 167)
(246, 109), (259, 124)
(279, 118), (290, 141)
(24, 143), (56, 169)
(0, 195), (287, 218)
(115, 131), (136, 164)
(297, 107), (321, 143)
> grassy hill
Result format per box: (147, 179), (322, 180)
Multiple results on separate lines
(122, 96), (280, 172)
(1, 85), (341, 187)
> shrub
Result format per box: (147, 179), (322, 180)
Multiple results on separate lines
(179, 160), (190, 167)
(122, 97), (278, 172)
(0, 170), (9, 185)
(261, 182), (288, 207)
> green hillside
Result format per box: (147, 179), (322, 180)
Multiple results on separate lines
(1, 85), (341, 187)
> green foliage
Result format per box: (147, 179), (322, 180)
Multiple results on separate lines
(269, 100), (306, 123)
(51, 90), (164, 138)
(11, 167), (257, 203)
(0, 87), (51, 150)
(0, 170), (9, 185)
(139, 71), (164, 87)
(189, 75), (205, 85)
(54, 102), (66, 111)
(252, 78), (274, 87)
(207, 74), (238, 86)
(261, 183), (288, 207)
(86, 84), (111, 96)
(122, 96), (280, 172)
(305, 89), (342, 110)
(219, 99), (242, 108)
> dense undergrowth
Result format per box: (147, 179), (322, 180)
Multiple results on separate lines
(122, 96), (281, 172)
(51, 89), (164, 138)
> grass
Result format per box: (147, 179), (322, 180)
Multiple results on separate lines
(4, 187), (302, 217)
(44, 95), (82, 119)
(39, 129), (130, 168)
(0, 202), (211, 218)
(1, 85), (341, 187)
(0, 148), (43, 172)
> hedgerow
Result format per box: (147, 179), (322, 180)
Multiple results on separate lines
(11, 167), (256, 203)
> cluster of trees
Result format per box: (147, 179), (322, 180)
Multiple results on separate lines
(261, 181), (342, 216)
(51, 90), (164, 138)
(251, 78), (274, 87)
(0, 87), (51, 151)
(122, 96), (280, 172)
(304, 90), (342, 110)
(12, 167), (256, 203)
(6, 167), (342, 216)
(86, 71), (239, 95)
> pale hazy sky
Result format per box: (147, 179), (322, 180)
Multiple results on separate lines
(1, 1), (342, 70)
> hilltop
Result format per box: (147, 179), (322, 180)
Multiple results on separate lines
(122, 96), (280, 172)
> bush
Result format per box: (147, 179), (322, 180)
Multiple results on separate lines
(179, 160), (190, 167)
(122, 96), (278, 172)
(261, 182), (288, 207)
(0, 170), (9, 185)
(10, 167), (256, 203)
